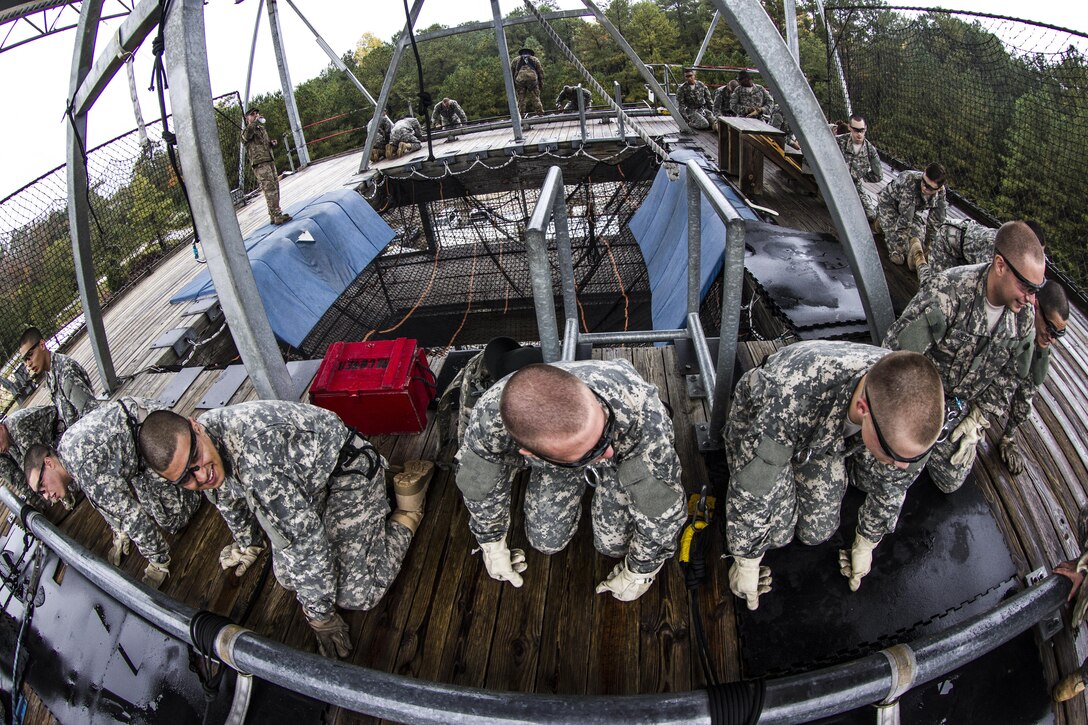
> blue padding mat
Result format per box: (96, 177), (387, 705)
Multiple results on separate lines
(171, 189), (394, 348)
(628, 150), (760, 330)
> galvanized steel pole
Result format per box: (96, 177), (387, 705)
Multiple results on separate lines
(165, 0), (295, 400)
(265, 0), (308, 167)
(492, 0), (525, 142)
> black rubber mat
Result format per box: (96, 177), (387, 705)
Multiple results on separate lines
(735, 472), (1051, 722)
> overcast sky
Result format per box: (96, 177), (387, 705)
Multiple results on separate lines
(0, 0), (1084, 200)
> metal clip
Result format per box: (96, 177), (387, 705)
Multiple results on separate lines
(936, 397), (967, 444)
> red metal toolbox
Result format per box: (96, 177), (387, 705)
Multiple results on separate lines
(309, 338), (435, 435)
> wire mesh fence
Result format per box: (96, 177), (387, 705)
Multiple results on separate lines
(302, 176), (656, 357)
(0, 91), (249, 405)
(824, 6), (1088, 296)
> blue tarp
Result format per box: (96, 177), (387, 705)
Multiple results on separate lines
(628, 150), (761, 330)
(171, 189), (394, 348)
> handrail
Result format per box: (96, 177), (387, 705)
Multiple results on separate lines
(0, 470), (1072, 723)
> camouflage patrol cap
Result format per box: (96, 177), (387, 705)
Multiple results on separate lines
(517, 47), (532, 55)
(483, 337), (543, 382)
(246, 107), (260, 115)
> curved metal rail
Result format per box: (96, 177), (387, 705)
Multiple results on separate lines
(0, 484), (1070, 724)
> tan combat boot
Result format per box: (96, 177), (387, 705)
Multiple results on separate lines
(1054, 671), (1086, 702)
(398, 141), (414, 157)
(907, 237), (926, 271)
(385, 143), (397, 159)
(369, 148), (382, 163)
(389, 460), (434, 534)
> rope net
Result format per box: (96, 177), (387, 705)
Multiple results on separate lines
(302, 173), (656, 357)
(825, 6), (1088, 293)
(0, 92), (249, 399)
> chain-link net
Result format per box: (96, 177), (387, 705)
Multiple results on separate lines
(824, 6), (1088, 295)
(302, 173), (656, 357)
(0, 91), (248, 406)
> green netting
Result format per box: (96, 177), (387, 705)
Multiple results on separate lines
(825, 5), (1088, 293)
(0, 92), (249, 403)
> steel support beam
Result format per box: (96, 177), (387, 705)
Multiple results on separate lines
(783, 0), (800, 62)
(281, 0), (376, 106)
(238, 0), (264, 191)
(693, 10), (719, 67)
(71, 0), (158, 121)
(358, 0), (424, 174)
(165, 0), (294, 401)
(580, 0), (691, 133)
(814, 0), (852, 116)
(493, 0), (524, 141)
(265, 0), (308, 167)
(709, 0), (893, 342)
(66, 0), (118, 393)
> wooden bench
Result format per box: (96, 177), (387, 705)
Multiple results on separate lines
(716, 116), (786, 196)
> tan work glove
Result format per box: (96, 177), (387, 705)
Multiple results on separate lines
(306, 611), (353, 659)
(595, 559), (663, 602)
(950, 407), (989, 468)
(839, 532), (879, 591)
(219, 542), (264, 577)
(729, 554), (772, 610)
(999, 434), (1025, 475)
(108, 531), (131, 566)
(475, 537), (527, 588)
(142, 558), (170, 589)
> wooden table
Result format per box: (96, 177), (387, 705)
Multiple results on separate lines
(717, 116), (786, 196)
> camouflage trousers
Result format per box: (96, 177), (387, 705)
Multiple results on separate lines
(923, 434), (974, 494)
(515, 73), (544, 116)
(252, 161), (285, 222)
(853, 179), (878, 222)
(726, 436), (920, 557)
(274, 461), (412, 618)
(131, 471), (201, 534)
(682, 107), (714, 131)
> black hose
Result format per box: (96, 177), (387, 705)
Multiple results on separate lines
(706, 680), (765, 725)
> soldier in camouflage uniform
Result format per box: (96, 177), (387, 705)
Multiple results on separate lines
(23, 397), (200, 588)
(0, 406), (59, 510)
(712, 80), (740, 118)
(555, 85), (592, 113)
(724, 342), (943, 610)
(836, 115), (882, 223)
(511, 47), (545, 117)
(387, 116), (424, 160)
(916, 219), (995, 287)
(729, 70), (774, 121)
(19, 326), (99, 431)
(883, 221), (1044, 494)
(138, 401), (431, 659)
(999, 281), (1069, 475)
(241, 107), (291, 225)
(369, 110), (393, 163)
(676, 68), (715, 131)
(877, 163), (947, 268)
(431, 98), (468, 129)
(456, 360), (686, 602)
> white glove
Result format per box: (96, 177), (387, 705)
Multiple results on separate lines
(219, 542), (263, 576)
(950, 407), (989, 467)
(142, 559), (170, 589)
(476, 537), (527, 587)
(595, 559), (663, 602)
(839, 532), (879, 591)
(729, 555), (772, 610)
(107, 531), (131, 566)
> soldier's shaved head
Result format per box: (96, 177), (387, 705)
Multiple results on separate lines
(139, 409), (191, 473)
(500, 364), (595, 451)
(993, 220), (1045, 268)
(22, 444), (52, 482)
(865, 351), (944, 448)
(18, 327), (42, 350)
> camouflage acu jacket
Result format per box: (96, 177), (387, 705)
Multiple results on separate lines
(676, 80), (713, 115)
(836, 134), (882, 184)
(730, 84), (773, 118)
(199, 400), (354, 618)
(0, 406), (58, 507)
(883, 263), (1035, 419)
(46, 352), (98, 430)
(455, 359), (683, 546)
(877, 169), (948, 246)
(929, 220), (996, 277)
(241, 118), (274, 165)
(724, 341), (923, 557)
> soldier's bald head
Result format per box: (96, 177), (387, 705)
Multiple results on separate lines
(500, 364), (595, 451)
(865, 351), (944, 448)
(993, 220), (1044, 268)
(139, 410), (191, 473)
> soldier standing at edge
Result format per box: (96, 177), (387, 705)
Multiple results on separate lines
(241, 107), (291, 225)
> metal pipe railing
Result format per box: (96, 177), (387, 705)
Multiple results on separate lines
(0, 479), (1072, 724)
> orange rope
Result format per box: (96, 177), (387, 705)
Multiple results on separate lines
(440, 232), (478, 355)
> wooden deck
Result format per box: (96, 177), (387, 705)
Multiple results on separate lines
(9, 118), (1088, 722)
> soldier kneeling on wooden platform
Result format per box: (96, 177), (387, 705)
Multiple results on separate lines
(137, 400), (433, 659)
